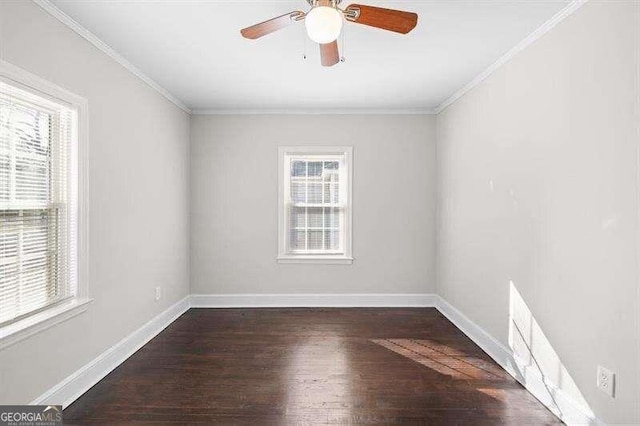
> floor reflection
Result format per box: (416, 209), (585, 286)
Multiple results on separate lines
(371, 338), (506, 381)
(285, 335), (353, 420)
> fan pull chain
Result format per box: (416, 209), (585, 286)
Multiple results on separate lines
(302, 24), (307, 60)
(340, 26), (346, 63)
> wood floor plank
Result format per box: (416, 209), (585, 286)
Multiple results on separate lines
(63, 308), (561, 424)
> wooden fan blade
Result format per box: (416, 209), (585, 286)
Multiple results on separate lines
(345, 4), (417, 34)
(241, 11), (304, 39)
(320, 41), (340, 67)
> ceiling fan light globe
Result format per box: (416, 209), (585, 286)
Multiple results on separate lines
(305, 6), (343, 44)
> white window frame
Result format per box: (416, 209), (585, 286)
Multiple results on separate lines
(0, 60), (90, 350)
(277, 146), (353, 264)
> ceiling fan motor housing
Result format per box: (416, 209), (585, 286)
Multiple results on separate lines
(307, 0), (343, 7)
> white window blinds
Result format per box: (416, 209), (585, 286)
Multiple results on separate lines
(0, 81), (76, 326)
(287, 157), (344, 253)
(279, 147), (353, 263)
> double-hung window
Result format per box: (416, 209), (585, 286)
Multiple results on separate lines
(278, 146), (353, 264)
(0, 61), (88, 347)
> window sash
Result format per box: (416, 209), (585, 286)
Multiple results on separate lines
(0, 208), (72, 326)
(0, 80), (73, 327)
(284, 154), (348, 255)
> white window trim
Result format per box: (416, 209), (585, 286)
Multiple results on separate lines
(277, 146), (353, 265)
(0, 60), (90, 350)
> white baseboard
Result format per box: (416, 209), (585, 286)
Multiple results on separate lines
(189, 293), (437, 308)
(435, 296), (602, 426)
(30, 296), (190, 408)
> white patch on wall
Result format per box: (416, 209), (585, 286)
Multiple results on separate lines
(508, 280), (594, 421)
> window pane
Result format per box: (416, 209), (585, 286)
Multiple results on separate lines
(0, 154), (9, 202)
(290, 206), (305, 228)
(307, 182), (322, 204)
(324, 230), (340, 251)
(0, 102), (10, 152)
(291, 181), (306, 203)
(289, 230), (306, 251)
(22, 211), (55, 256)
(308, 161), (322, 177)
(330, 182), (340, 204)
(291, 161), (306, 177)
(21, 255), (51, 302)
(323, 162), (339, 185)
(0, 263), (19, 323)
(0, 214), (19, 271)
(307, 207), (322, 228)
(307, 230), (323, 250)
(324, 207), (340, 228)
(324, 161), (338, 170)
(13, 106), (50, 156)
(324, 164), (339, 183)
(323, 183), (331, 203)
(16, 156), (49, 202)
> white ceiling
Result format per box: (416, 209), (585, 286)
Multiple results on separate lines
(50, 0), (571, 112)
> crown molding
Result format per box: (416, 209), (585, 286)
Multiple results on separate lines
(32, 0), (191, 114)
(191, 108), (437, 115)
(32, 0), (587, 117)
(435, 0), (588, 114)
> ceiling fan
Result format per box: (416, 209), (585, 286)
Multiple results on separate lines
(240, 0), (418, 67)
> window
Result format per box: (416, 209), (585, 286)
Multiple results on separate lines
(0, 60), (88, 348)
(278, 146), (353, 264)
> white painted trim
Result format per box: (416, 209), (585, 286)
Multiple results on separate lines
(0, 59), (91, 350)
(30, 296), (190, 408)
(190, 293), (438, 308)
(277, 255), (354, 264)
(32, 0), (191, 114)
(0, 59), (86, 108)
(434, 0), (588, 114)
(191, 108), (437, 115)
(435, 296), (602, 426)
(0, 299), (92, 351)
(278, 146), (354, 263)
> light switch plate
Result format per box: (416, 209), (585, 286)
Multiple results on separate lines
(597, 365), (615, 398)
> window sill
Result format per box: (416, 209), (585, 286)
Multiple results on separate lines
(277, 255), (354, 265)
(0, 298), (93, 351)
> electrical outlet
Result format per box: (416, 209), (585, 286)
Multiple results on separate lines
(597, 366), (615, 398)
(155, 286), (161, 302)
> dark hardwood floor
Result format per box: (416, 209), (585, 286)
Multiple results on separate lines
(64, 308), (561, 424)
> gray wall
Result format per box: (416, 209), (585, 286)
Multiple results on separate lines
(436, 1), (640, 423)
(2, 1), (638, 423)
(190, 115), (437, 295)
(0, 1), (190, 404)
